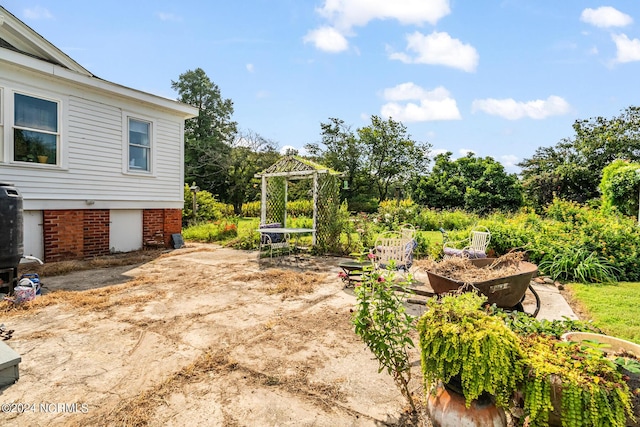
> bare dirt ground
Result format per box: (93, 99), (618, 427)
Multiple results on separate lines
(0, 244), (432, 427)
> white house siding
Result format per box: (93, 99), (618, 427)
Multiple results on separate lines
(0, 64), (186, 210)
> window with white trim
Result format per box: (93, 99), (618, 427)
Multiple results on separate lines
(13, 93), (59, 165)
(128, 117), (151, 172)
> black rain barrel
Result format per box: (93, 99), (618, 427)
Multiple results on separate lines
(0, 182), (24, 270)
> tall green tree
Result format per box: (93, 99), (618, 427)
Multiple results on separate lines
(518, 141), (593, 209)
(519, 106), (640, 209)
(413, 152), (523, 213)
(358, 116), (431, 201)
(305, 118), (366, 201)
(171, 68), (238, 196)
(225, 130), (280, 214)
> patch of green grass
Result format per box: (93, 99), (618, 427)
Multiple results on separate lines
(568, 282), (640, 344)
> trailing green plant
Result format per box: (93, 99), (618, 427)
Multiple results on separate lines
(417, 293), (635, 426)
(417, 292), (524, 408)
(518, 334), (634, 427)
(498, 308), (634, 426)
(352, 265), (416, 411)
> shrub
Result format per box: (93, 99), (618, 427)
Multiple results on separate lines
(287, 199), (313, 217)
(347, 197), (379, 213)
(241, 201), (261, 218)
(481, 201), (640, 282)
(377, 199), (420, 229)
(240, 200), (314, 218)
(353, 266), (416, 411)
(183, 185), (233, 224)
(439, 209), (478, 231)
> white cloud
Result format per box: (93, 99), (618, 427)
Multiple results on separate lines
(500, 155), (519, 168)
(382, 82), (448, 101)
(156, 12), (182, 22)
(316, 0), (450, 31)
(389, 31), (479, 72)
(306, 0), (450, 53)
(471, 95), (571, 120)
(429, 148), (449, 158)
(23, 6), (53, 20)
(580, 7), (632, 28)
(246, 63), (255, 73)
(459, 148), (475, 156)
(612, 33), (640, 63)
(380, 83), (461, 122)
(303, 26), (349, 53)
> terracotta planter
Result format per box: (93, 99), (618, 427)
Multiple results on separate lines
(427, 382), (507, 427)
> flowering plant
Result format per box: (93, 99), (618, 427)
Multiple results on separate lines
(352, 264), (416, 411)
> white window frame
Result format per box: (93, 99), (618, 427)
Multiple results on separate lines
(122, 112), (155, 175)
(11, 90), (61, 167)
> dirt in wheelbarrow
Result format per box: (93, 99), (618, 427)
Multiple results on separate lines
(0, 244), (430, 427)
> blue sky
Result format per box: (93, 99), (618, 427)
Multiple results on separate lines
(4, 1), (640, 172)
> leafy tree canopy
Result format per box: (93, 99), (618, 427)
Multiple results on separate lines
(519, 106), (640, 209)
(306, 116), (431, 203)
(413, 152), (523, 213)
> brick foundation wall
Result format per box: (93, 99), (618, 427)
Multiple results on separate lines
(43, 208), (182, 262)
(43, 209), (110, 262)
(143, 208), (182, 249)
(84, 210), (110, 257)
(163, 209), (182, 247)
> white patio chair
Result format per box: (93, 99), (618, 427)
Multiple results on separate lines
(373, 231), (416, 273)
(443, 225), (491, 259)
(399, 223), (416, 241)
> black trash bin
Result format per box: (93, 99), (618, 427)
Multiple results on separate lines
(0, 183), (24, 294)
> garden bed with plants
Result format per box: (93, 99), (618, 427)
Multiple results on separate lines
(353, 263), (640, 427)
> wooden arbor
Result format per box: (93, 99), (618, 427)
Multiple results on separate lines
(255, 156), (342, 251)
